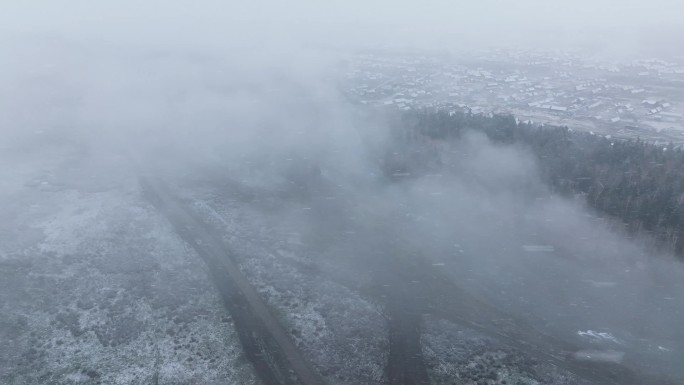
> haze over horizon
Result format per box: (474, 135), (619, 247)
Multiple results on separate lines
(2, 0), (683, 57)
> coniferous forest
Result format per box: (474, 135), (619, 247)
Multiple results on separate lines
(391, 110), (684, 258)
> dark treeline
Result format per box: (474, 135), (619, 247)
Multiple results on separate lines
(389, 109), (684, 257)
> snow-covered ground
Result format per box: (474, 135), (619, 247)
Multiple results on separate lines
(0, 151), (257, 384)
(191, 193), (388, 385)
(421, 316), (592, 385)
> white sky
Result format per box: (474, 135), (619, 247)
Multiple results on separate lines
(1, 1), (682, 54)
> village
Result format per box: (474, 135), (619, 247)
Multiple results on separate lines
(343, 49), (684, 144)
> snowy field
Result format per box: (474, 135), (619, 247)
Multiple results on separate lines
(0, 150), (257, 384)
(421, 316), (593, 385)
(191, 193), (389, 385)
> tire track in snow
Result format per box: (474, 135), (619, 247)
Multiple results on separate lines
(140, 177), (325, 385)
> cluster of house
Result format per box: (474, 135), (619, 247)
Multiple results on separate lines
(344, 49), (684, 136)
